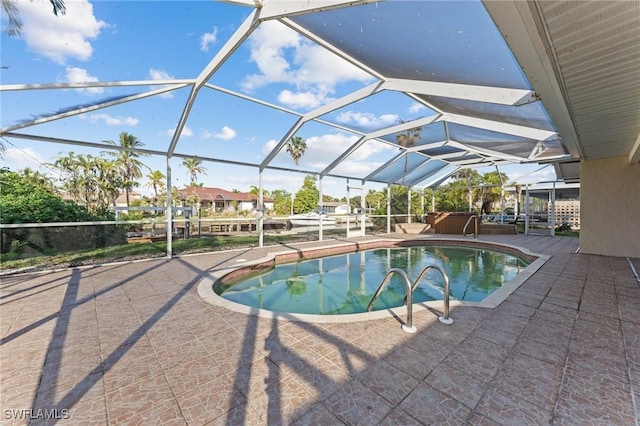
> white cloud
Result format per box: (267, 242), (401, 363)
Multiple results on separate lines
(166, 126), (193, 137)
(202, 126), (236, 140)
(277, 90), (324, 110)
(241, 21), (373, 109)
(200, 27), (218, 52)
(336, 111), (400, 129)
(215, 126), (236, 140)
(409, 102), (426, 114)
(332, 159), (384, 176)
(19, 0), (107, 64)
(64, 66), (103, 95)
(509, 167), (556, 184)
(3, 147), (46, 171)
(302, 133), (361, 169)
(262, 139), (279, 156)
(149, 69), (175, 98)
(261, 132), (393, 170)
(82, 113), (138, 126)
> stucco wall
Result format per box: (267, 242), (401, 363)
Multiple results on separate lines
(580, 156), (640, 258)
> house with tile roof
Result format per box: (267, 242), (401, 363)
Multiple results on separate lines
(177, 187), (274, 213)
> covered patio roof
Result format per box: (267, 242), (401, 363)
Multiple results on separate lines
(1, 0), (638, 187)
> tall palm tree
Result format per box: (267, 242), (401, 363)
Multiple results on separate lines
(286, 136), (307, 166)
(145, 170), (166, 200)
(51, 152), (122, 212)
(21, 167), (54, 192)
(454, 168), (480, 199)
(104, 132), (149, 207)
(95, 157), (122, 209)
(396, 125), (422, 185)
(396, 126), (421, 149)
(249, 185), (270, 211)
(182, 157), (207, 186)
(2, 0), (66, 36)
(249, 185), (270, 198)
(479, 171), (507, 214)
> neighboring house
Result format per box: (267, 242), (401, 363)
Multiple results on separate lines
(178, 187), (274, 212)
(322, 202), (350, 214)
(115, 191), (143, 209)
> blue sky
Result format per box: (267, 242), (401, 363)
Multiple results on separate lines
(1, 1), (557, 198)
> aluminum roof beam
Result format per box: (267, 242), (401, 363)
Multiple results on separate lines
(168, 8), (260, 156)
(382, 79), (539, 106)
(417, 167), (459, 189)
(483, 0), (583, 158)
(319, 114), (441, 177)
(0, 84), (188, 134)
(439, 113), (557, 141)
(257, 0), (379, 20)
(0, 79), (195, 92)
(261, 82), (384, 170)
(447, 140), (525, 163)
(281, 17), (384, 81)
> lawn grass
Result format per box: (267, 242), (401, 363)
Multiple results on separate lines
(0, 234), (307, 273)
(555, 230), (580, 237)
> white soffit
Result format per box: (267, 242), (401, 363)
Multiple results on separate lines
(484, 0), (640, 163)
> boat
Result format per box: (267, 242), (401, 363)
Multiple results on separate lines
(287, 211), (337, 227)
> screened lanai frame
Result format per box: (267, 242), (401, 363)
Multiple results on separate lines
(0, 0), (572, 256)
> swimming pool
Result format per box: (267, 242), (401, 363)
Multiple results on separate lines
(214, 244), (532, 316)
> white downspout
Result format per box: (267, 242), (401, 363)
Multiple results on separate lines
(386, 183), (391, 234)
(165, 156), (173, 258)
(259, 169), (264, 247)
(319, 176), (324, 241)
(360, 181), (365, 236)
(550, 181), (556, 236)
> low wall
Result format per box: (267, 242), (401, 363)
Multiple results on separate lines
(480, 223), (516, 235)
(426, 212), (477, 234)
(394, 223), (433, 234)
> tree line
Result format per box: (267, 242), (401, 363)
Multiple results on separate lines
(3, 130), (512, 222)
(44, 132), (212, 212)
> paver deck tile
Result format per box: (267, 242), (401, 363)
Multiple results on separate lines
(1, 235), (639, 425)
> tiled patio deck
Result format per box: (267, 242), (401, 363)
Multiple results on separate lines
(1, 234), (639, 425)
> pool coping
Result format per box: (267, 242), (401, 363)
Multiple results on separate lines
(197, 236), (549, 323)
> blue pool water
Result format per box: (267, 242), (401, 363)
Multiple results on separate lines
(215, 245), (531, 315)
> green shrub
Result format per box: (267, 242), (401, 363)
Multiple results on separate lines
(0, 169), (125, 254)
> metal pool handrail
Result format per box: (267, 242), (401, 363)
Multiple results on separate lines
(463, 214), (478, 239)
(406, 265), (453, 325)
(368, 265), (454, 333)
(367, 268), (417, 333)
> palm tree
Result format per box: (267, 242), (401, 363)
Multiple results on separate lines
(51, 152), (122, 212)
(95, 157), (122, 209)
(249, 185), (270, 198)
(103, 132), (149, 207)
(365, 189), (385, 210)
(396, 125), (422, 185)
(249, 185), (270, 211)
(286, 136), (307, 166)
(182, 157), (207, 186)
(396, 126), (421, 149)
(145, 170), (166, 200)
(479, 171), (507, 214)
(20, 167), (54, 192)
(2, 0), (66, 36)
